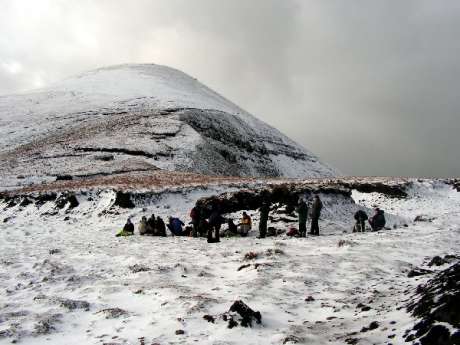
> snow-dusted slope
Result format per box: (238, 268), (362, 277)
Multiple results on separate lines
(0, 64), (336, 190)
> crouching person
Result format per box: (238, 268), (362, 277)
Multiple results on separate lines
(239, 212), (252, 237)
(155, 216), (167, 237)
(369, 207), (386, 231)
(145, 214), (155, 235)
(138, 216), (148, 235)
(116, 218), (134, 237)
(167, 217), (187, 236)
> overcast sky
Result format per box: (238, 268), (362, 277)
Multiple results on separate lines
(1, 0), (459, 177)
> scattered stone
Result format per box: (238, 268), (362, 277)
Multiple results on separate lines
(59, 298), (90, 311)
(33, 313), (62, 335)
(361, 321), (379, 333)
(203, 315), (215, 323)
(368, 321), (379, 330)
(283, 335), (302, 344)
(244, 251), (258, 260)
(357, 303), (371, 312)
(338, 239), (357, 247)
(237, 264), (251, 271)
(414, 215), (435, 222)
(97, 308), (129, 319)
(428, 256), (447, 267)
(129, 264), (151, 273)
(229, 300), (262, 327)
(407, 267), (433, 278)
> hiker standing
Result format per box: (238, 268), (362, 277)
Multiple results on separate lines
(297, 198), (308, 237)
(208, 208), (225, 243)
(190, 206), (200, 238)
(258, 202), (270, 238)
(310, 194), (323, 236)
(354, 209), (368, 232)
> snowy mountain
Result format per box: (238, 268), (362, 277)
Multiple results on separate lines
(0, 64), (336, 190)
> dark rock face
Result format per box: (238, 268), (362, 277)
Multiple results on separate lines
(406, 261), (460, 344)
(195, 183), (350, 217)
(55, 175), (73, 181)
(55, 193), (79, 209)
(113, 191), (135, 209)
(336, 180), (410, 198)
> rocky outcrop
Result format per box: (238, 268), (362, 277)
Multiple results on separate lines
(195, 182), (351, 217)
(406, 261), (460, 344)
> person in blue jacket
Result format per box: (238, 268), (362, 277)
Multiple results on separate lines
(167, 217), (187, 236)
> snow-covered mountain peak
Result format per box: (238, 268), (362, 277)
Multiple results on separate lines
(0, 63), (337, 190)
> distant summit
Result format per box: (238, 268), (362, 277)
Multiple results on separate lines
(0, 64), (337, 189)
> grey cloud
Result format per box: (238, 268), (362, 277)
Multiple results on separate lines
(0, 0), (459, 177)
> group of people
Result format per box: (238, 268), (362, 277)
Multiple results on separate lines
(353, 207), (386, 232)
(116, 193), (387, 240)
(116, 213), (166, 237)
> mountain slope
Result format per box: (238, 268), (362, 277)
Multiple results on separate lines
(0, 64), (337, 190)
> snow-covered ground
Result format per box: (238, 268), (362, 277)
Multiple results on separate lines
(0, 180), (459, 344)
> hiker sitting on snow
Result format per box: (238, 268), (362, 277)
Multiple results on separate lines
(369, 207), (386, 231)
(138, 216), (148, 235)
(167, 217), (187, 236)
(116, 218), (135, 237)
(239, 212), (252, 237)
(145, 214), (155, 235)
(155, 216), (167, 237)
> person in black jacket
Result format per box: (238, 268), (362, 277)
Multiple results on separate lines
(146, 214), (155, 235)
(116, 218), (134, 237)
(155, 216), (167, 237)
(190, 207), (200, 238)
(258, 202), (270, 239)
(208, 208), (225, 243)
(354, 209), (368, 232)
(297, 198), (308, 237)
(310, 195), (323, 236)
(369, 208), (386, 231)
